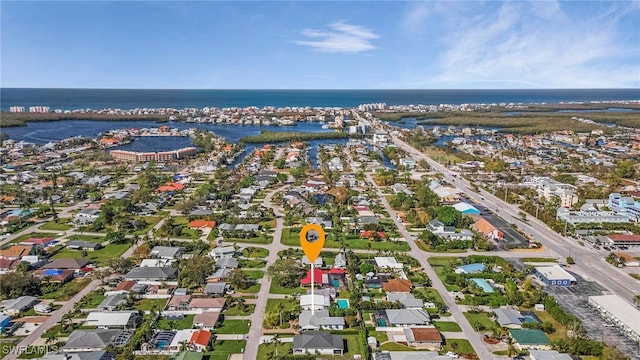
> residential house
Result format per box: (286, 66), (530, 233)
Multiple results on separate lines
(62, 329), (129, 352)
(204, 282), (228, 297)
(85, 311), (142, 329)
(42, 258), (90, 270)
(374, 257), (404, 272)
(1, 296), (38, 315)
(384, 309), (431, 327)
(471, 218), (504, 240)
(403, 327), (442, 350)
(193, 312), (220, 330)
(188, 329), (211, 352)
(168, 295), (192, 311)
(334, 253), (347, 268)
(306, 217), (333, 229)
(215, 257), (238, 269)
(149, 246), (183, 259)
(19, 237), (56, 249)
(209, 246), (237, 260)
(66, 241), (102, 251)
(32, 269), (75, 283)
(74, 209), (101, 225)
(455, 263), (486, 274)
(427, 219), (474, 241)
(452, 202), (481, 215)
(386, 294), (424, 309)
(301, 255), (323, 267)
(188, 298), (225, 313)
(41, 351), (111, 360)
(509, 329), (551, 350)
(494, 308), (523, 328)
(98, 294), (128, 311)
(292, 331), (344, 355)
(0, 245), (32, 261)
(529, 350), (573, 360)
(383, 279), (413, 293)
(299, 310), (345, 331)
(124, 267), (178, 282)
(374, 351), (450, 360)
(300, 294), (331, 311)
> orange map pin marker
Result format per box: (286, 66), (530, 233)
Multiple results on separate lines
(300, 224), (325, 263)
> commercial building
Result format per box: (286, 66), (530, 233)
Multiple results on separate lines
(534, 266), (576, 287)
(556, 207), (628, 225)
(110, 147), (196, 163)
(588, 295), (640, 343)
(605, 234), (640, 247)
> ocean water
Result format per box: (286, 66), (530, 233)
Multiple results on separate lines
(2, 88), (639, 111)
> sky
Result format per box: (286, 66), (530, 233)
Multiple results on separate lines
(1, 1), (639, 89)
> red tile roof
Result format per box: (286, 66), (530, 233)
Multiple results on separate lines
(383, 279), (413, 293)
(114, 280), (137, 291)
(189, 220), (216, 229)
(608, 235), (640, 242)
(300, 268), (325, 285)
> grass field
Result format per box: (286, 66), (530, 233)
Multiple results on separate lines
(5, 232), (58, 245)
(77, 291), (106, 308)
(40, 221), (73, 231)
(216, 320), (250, 334)
(239, 258), (267, 268)
(67, 234), (106, 243)
(280, 227), (410, 251)
(534, 310), (567, 342)
(40, 278), (92, 301)
(269, 281), (303, 295)
(208, 340), (247, 360)
(434, 321), (462, 332)
(135, 298), (167, 311)
(379, 342), (419, 351)
(225, 304), (256, 316)
(52, 243), (130, 265)
(440, 338), (475, 355)
(464, 312), (497, 331)
(242, 247), (269, 258)
(156, 314), (194, 330)
(257, 342), (292, 360)
(519, 257), (558, 263)
(243, 270), (264, 280)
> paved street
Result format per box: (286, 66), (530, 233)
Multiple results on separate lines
(243, 185), (289, 360)
(365, 173), (495, 360)
(390, 134), (640, 303)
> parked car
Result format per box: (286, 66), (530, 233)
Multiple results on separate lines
(446, 352), (459, 359)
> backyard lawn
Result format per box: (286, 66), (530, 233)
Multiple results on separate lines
(379, 342), (419, 351)
(77, 291), (106, 308)
(40, 220), (73, 231)
(464, 312), (497, 331)
(280, 228), (409, 251)
(156, 315), (194, 330)
(242, 247), (269, 258)
(135, 298), (167, 311)
(440, 339), (475, 356)
(342, 334), (363, 357)
(215, 320), (250, 334)
(40, 278), (92, 301)
(434, 321), (462, 332)
(243, 270), (264, 280)
(257, 342), (292, 360)
(67, 234), (106, 243)
(269, 282), (303, 296)
(207, 340), (247, 360)
(225, 304), (256, 316)
(52, 243), (130, 265)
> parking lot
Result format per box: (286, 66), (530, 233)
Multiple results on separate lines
(473, 203), (530, 249)
(546, 274), (640, 359)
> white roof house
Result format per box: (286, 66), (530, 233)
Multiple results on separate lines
(300, 294), (331, 311)
(85, 311), (141, 329)
(374, 257), (403, 270)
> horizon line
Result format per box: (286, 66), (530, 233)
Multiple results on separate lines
(2, 87), (639, 91)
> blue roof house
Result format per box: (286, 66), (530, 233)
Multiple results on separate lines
(452, 202), (481, 215)
(455, 263), (486, 274)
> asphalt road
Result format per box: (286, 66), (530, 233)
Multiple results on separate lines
(243, 185), (289, 360)
(366, 172), (494, 360)
(390, 134), (640, 305)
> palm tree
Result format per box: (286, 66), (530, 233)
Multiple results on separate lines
(634, 294), (640, 307)
(506, 337), (516, 358)
(273, 334), (281, 358)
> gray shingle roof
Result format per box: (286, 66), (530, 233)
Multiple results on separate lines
(299, 310), (345, 329)
(385, 309), (431, 325)
(62, 329), (121, 349)
(124, 266), (178, 280)
(494, 308), (522, 326)
(293, 331), (344, 350)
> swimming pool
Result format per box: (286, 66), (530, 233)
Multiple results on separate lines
(376, 318), (387, 327)
(336, 299), (349, 309)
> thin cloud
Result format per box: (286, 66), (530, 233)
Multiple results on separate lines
(293, 21), (379, 53)
(428, 2), (639, 88)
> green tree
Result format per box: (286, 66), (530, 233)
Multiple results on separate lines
(178, 255), (215, 288)
(106, 231), (127, 244)
(226, 268), (249, 290)
(615, 160), (637, 179)
(268, 258), (306, 288)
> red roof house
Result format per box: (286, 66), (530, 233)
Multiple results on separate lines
(189, 220), (216, 229)
(300, 268), (328, 286)
(189, 329), (211, 350)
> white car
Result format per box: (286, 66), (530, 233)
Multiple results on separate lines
(446, 352), (459, 359)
